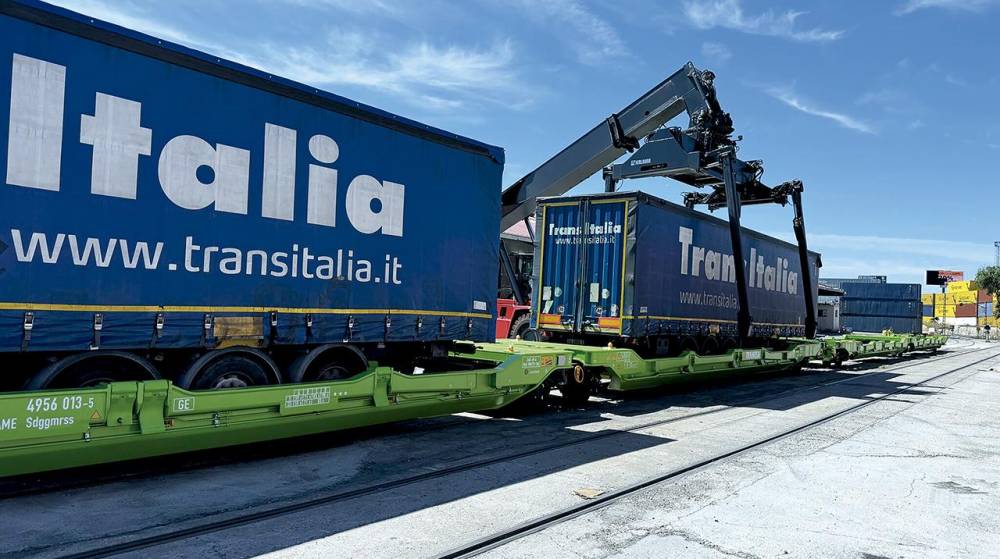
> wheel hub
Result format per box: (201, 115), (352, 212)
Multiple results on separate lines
(213, 374), (249, 389)
(315, 365), (350, 381)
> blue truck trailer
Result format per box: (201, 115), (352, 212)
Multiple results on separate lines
(531, 191), (821, 355)
(0, 0), (503, 390)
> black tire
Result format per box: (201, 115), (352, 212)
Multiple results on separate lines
(521, 328), (543, 341)
(307, 362), (353, 381)
(508, 313), (531, 339)
(701, 336), (721, 355)
(289, 347), (367, 383)
(185, 355), (272, 390)
(721, 337), (739, 352)
(24, 353), (160, 390)
(678, 336), (700, 355)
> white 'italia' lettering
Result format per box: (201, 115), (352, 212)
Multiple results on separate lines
(4, 53), (406, 237)
(261, 123), (297, 221)
(80, 92), (152, 199)
(307, 134), (339, 228)
(678, 226), (799, 295)
(6, 54), (65, 190)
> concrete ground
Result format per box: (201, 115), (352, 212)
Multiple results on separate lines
(480, 343), (1000, 559)
(1, 340), (996, 559)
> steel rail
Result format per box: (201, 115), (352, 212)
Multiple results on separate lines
(437, 350), (999, 559)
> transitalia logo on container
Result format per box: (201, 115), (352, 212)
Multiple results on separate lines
(547, 221), (622, 245)
(678, 226), (800, 295)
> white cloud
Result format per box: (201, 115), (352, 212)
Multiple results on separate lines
(47, 0), (532, 113)
(505, 0), (627, 64)
(766, 86), (876, 134)
(896, 0), (998, 15)
(49, 0), (238, 57)
(683, 0), (844, 42)
(701, 41), (732, 63)
(253, 34), (527, 110)
(279, 0), (407, 15)
(944, 73), (970, 88)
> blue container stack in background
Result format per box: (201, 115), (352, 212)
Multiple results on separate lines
(823, 279), (923, 334)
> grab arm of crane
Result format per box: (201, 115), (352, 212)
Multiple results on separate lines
(499, 62), (715, 230)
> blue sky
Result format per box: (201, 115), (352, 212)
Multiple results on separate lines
(49, 0), (1000, 290)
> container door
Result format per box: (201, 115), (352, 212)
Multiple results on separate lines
(581, 199), (629, 334)
(536, 202), (584, 331)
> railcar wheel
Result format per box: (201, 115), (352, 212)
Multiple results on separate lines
(833, 349), (848, 369)
(557, 364), (592, 406)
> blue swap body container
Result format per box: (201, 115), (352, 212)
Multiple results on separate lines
(840, 299), (922, 318)
(0, 1), (504, 354)
(834, 282), (923, 334)
(531, 191), (821, 343)
(837, 282), (921, 301)
(843, 316), (922, 334)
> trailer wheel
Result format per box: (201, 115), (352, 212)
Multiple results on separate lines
(721, 337), (739, 352)
(520, 328), (543, 341)
(177, 348), (281, 390)
(23, 352), (160, 390)
(288, 345), (368, 383)
(677, 336), (700, 355)
(701, 336), (721, 355)
(508, 314), (531, 339)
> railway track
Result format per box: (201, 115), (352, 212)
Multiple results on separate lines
(27, 343), (985, 559)
(437, 347), (999, 559)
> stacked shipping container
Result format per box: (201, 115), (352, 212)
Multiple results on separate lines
(921, 281), (997, 328)
(824, 278), (922, 334)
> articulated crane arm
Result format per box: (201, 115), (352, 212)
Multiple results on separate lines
(500, 63), (728, 230)
(500, 63), (730, 305)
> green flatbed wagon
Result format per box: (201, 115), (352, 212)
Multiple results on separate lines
(0, 335), (949, 477)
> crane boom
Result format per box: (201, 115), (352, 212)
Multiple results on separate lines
(500, 62), (724, 230)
